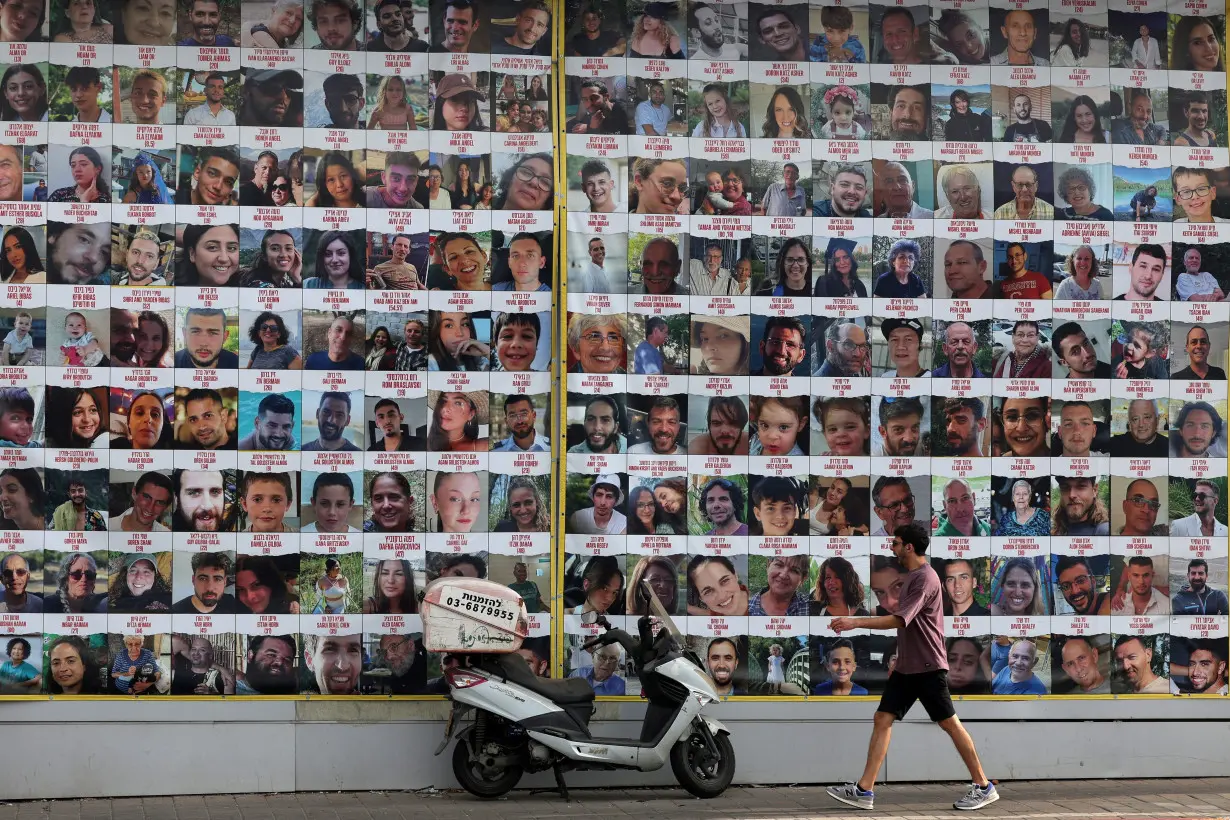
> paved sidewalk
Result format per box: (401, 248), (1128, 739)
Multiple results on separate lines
(2, 778), (1228, 820)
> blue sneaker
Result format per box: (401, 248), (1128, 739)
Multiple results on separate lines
(827, 782), (874, 810)
(954, 782), (999, 810)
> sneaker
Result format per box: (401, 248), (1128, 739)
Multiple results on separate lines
(953, 782), (999, 811)
(827, 782), (874, 810)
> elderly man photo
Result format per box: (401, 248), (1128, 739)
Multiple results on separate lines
(875, 161), (933, 218)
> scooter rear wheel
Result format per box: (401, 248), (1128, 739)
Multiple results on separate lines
(452, 735), (524, 798)
(670, 727), (735, 798)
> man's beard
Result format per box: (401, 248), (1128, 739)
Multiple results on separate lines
(247, 660), (296, 694)
(113, 341), (137, 362)
(589, 431), (618, 452)
(948, 432), (975, 454)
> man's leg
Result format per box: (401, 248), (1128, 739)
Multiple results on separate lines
(937, 714), (988, 786)
(857, 710), (896, 791)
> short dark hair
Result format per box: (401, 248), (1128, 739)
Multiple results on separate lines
(373, 398), (401, 414)
(183, 388), (223, 410)
(503, 393), (533, 412)
(894, 522), (929, 555)
(879, 396), (924, 426)
(888, 84), (926, 109)
(943, 397), (984, 422)
(750, 476), (804, 508)
(1127, 556), (1154, 570)
(754, 6), (796, 34)
(1189, 558), (1210, 573)
(311, 472), (354, 502)
(196, 145), (240, 173)
(579, 159), (611, 183)
(762, 315), (805, 344)
(1113, 634), (1149, 653)
(1054, 555), (1092, 578)
(65, 66), (101, 88)
(134, 471), (173, 497)
(318, 391), (351, 413)
(257, 393), (296, 419)
(1052, 322), (1085, 355)
(191, 551), (231, 574)
(1130, 243), (1167, 267)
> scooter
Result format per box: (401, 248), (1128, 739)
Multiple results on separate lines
(432, 580), (735, 800)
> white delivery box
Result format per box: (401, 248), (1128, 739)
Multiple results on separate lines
(422, 578), (530, 653)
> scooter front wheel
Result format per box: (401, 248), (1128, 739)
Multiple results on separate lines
(452, 735), (524, 798)
(670, 725), (735, 798)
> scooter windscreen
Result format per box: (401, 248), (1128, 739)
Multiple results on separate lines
(643, 579), (684, 645)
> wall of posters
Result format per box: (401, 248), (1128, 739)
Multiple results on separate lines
(0, 0), (1224, 702)
(561, 0), (1230, 699)
(0, 0), (555, 696)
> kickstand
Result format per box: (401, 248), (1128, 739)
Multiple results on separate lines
(526, 763), (571, 802)
(552, 762), (571, 802)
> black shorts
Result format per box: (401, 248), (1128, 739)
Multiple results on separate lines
(877, 670), (956, 722)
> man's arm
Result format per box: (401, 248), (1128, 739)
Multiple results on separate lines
(830, 614), (904, 633)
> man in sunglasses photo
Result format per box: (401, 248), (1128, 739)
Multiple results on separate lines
(1170, 480), (1229, 538)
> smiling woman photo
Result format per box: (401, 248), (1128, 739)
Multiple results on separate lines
(363, 472), (416, 534)
(0, 64), (47, 121)
(108, 553), (171, 612)
(495, 476), (549, 533)
(990, 556), (1047, 616)
(687, 554), (749, 616)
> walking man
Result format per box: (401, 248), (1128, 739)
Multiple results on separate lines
(827, 523), (998, 812)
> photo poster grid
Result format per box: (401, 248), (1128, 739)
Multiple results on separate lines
(0, 0), (558, 697)
(560, 0), (1230, 700)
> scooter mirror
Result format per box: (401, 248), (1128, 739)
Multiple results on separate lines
(580, 610), (600, 626)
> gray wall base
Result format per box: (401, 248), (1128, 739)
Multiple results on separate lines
(3, 699), (1225, 799)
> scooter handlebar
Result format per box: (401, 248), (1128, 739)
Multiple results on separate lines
(581, 629), (641, 658)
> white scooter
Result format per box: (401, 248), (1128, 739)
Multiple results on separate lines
(431, 580), (735, 800)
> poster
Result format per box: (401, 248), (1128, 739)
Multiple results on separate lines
(0, 0), (555, 696)
(560, 0), (1230, 698)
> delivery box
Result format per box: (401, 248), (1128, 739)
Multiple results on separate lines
(422, 578), (530, 653)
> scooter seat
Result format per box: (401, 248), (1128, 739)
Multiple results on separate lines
(493, 654), (596, 704)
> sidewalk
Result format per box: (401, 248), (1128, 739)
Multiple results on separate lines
(3, 778), (1229, 820)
